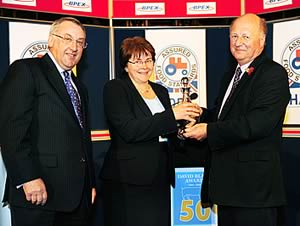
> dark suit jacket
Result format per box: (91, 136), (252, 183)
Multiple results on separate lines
(202, 52), (290, 207)
(0, 54), (95, 212)
(100, 75), (178, 185)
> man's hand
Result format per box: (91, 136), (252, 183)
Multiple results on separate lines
(183, 123), (208, 141)
(23, 178), (47, 206)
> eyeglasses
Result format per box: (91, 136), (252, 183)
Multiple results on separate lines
(128, 59), (154, 66)
(230, 34), (250, 43)
(52, 33), (88, 49)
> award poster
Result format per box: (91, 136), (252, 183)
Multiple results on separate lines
(145, 29), (207, 108)
(171, 167), (217, 226)
(273, 19), (300, 126)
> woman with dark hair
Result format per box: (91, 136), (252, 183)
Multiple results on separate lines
(100, 36), (200, 226)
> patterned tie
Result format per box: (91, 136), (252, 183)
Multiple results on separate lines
(226, 67), (242, 102)
(63, 71), (83, 128)
(218, 67), (242, 118)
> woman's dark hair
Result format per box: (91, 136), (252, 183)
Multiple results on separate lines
(119, 36), (156, 73)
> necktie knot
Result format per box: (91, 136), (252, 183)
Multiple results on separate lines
(63, 70), (70, 79)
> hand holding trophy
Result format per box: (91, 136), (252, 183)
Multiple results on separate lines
(175, 77), (200, 140)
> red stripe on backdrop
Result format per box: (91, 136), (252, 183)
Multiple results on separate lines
(245, 0), (300, 14)
(90, 128), (300, 140)
(282, 127), (300, 137)
(0, 0), (108, 18)
(113, 0), (241, 18)
(91, 130), (110, 141)
(283, 130), (300, 134)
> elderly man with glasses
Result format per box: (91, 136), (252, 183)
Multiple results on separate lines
(0, 17), (96, 226)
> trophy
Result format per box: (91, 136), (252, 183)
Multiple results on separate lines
(181, 77), (191, 103)
(177, 77), (193, 140)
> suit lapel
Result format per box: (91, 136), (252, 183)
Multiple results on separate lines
(218, 53), (267, 120)
(215, 71), (234, 118)
(151, 82), (170, 110)
(41, 54), (81, 126)
(218, 71), (250, 120)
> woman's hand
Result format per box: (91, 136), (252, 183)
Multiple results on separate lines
(172, 102), (202, 123)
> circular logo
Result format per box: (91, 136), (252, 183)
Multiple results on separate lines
(155, 45), (198, 89)
(20, 41), (48, 59)
(281, 37), (300, 84)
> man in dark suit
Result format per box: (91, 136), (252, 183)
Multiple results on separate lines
(0, 17), (96, 226)
(184, 13), (290, 226)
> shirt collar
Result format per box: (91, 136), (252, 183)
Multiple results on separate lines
(238, 62), (252, 74)
(48, 51), (70, 75)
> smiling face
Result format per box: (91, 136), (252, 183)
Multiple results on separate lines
(48, 20), (86, 71)
(126, 52), (154, 85)
(230, 14), (266, 66)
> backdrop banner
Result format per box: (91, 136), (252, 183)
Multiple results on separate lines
(145, 29), (207, 108)
(0, 0), (108, 17)
(273, 19), (300, 126)
(9, 21), (50, 63)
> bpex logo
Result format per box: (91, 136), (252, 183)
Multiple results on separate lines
(137, 5), (163, 12)
(135, 3), (165, 15)
(281, 37), (300, 86)
(264, 0), (289, 6)
(2, 0), (36, 6)
(20, 41), (48, 59)
(263, 0), (292, 9)
(64, 1), (89, 8)
(155, 45), (198, 91)
(186, 2), (216, 15)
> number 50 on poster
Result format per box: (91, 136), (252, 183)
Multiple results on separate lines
(171, 167), (218, 226)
